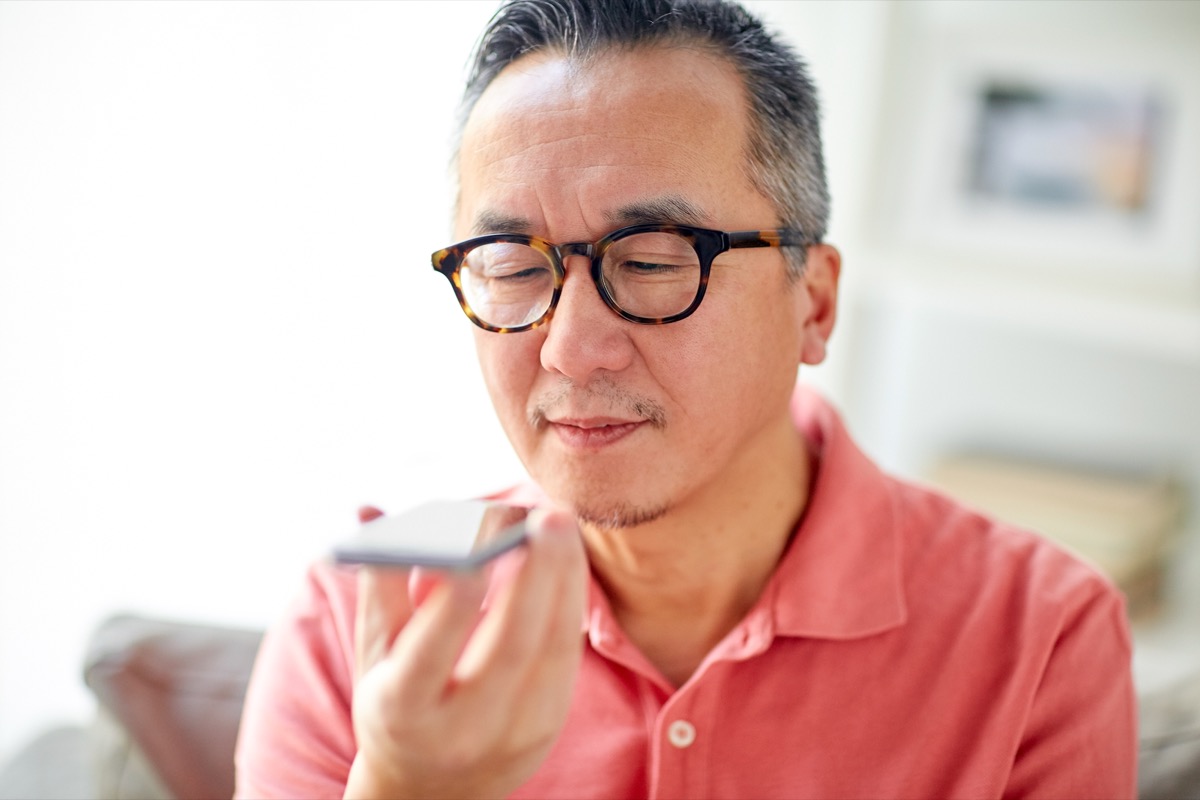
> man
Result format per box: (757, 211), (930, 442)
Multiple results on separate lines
(235, 1), (1137, 797)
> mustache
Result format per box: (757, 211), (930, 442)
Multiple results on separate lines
(528, 378), (667, 430)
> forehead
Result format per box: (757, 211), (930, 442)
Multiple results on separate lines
(456, 46), (758, 237)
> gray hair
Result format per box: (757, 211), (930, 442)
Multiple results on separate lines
(454, 0), (829, 277)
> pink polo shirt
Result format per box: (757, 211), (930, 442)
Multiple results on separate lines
(235, 389), (1136, 799)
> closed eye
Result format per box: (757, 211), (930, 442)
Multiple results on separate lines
(496, 266), (549, 280)
(619, 259), (686, 274)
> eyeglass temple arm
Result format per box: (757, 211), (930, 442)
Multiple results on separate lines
(727, 229), (808, 249)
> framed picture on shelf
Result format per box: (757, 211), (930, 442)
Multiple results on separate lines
(967, 81), (1158, 218)
(891, 23), (1200, 294)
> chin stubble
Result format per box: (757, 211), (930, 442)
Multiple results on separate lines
(576, 503), (670, 531)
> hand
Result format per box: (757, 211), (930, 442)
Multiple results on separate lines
(344, 505), (587, 800)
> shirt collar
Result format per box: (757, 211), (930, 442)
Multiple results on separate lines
(763, 387), (908, 639)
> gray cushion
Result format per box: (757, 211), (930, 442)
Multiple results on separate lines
(1139, 669), (1200, 800)
(83, 614), (262, 800)
(87, 705), (172, 800)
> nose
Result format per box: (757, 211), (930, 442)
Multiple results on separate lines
(538, 255), (636, 383)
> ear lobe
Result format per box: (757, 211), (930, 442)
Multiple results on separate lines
(796, 244), (841, 366)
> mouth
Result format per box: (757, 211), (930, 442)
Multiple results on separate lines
(546, 417), (646, 450)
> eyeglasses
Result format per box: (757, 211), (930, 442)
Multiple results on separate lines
(431, 224), (805, 333)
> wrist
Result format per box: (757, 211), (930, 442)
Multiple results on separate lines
(343, 753), (408, 800)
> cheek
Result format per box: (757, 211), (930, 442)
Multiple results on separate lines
(473, 331), (543, 424)
(692, 270), (806, 360)
(666, 282), (805, 413)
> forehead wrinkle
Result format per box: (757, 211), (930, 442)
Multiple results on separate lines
(478, 130), (708, 172)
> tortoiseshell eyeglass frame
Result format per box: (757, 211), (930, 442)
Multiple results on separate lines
(431, 223), (807, 333)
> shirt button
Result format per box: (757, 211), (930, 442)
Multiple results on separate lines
(667, 719), (696, 749)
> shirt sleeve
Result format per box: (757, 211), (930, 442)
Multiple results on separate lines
(1004, 576), (1138, 799)
(234, 562), (360, 800)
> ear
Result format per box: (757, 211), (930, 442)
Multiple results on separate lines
(795, 244), (841, 366)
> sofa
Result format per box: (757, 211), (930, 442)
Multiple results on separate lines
(1, 612), (1198, 799)
(1, 615), (261, 800)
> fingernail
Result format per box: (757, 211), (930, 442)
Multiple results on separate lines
(357, 505), (385, 523)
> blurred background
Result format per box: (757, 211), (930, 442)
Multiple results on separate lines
(1, 0), (1198, 769)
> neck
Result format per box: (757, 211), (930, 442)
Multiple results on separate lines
(581, 410), (814, 687)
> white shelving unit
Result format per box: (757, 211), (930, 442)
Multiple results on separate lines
(844, 250), (1200, 692)
(761, 1), (1200, 692)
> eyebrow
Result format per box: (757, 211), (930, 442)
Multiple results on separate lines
(471, 210), (532, 237)
(468, 194), (710, 239)
(605, 195), (709, 228)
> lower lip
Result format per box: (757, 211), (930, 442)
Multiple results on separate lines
(550, 421), (644, 449)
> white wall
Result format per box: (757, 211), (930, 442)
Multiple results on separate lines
(0, 0), (517, 761)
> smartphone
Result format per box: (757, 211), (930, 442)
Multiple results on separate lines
(332, 500), (530, 570)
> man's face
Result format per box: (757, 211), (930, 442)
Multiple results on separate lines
(456, 46), (830, 528)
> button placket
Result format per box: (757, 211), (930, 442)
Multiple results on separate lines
(651, 696), (709, 798)
(650, 680), (719, 798)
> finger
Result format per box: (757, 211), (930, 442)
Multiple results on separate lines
(514, 511), (588, 726)
(451, 508), (584, 701)
(355, 565), (414, 682)
(444, 509), (583, 746)
(384, 568), (489, 709)
(532, 509), (588, 655)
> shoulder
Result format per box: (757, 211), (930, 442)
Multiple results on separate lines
(267, 559), (360, 662)
(888, 474), (1127, 640)
(245, 559), (360, 709)
(885, 477), (1136, 796)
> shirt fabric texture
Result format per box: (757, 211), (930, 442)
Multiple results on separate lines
(234, 388), (1137, 799)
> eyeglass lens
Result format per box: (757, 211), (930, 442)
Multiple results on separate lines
(458, 231), (703, 328)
